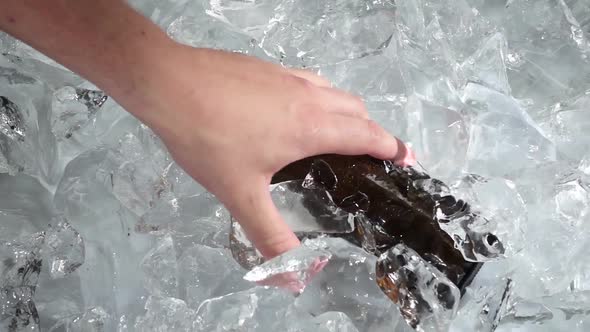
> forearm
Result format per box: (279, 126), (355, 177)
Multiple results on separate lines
(0, 0), (175, 110)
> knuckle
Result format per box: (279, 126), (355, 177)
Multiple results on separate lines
(354, 96), (368, 114)
(366, 119), (384, 141)
(290, 75), (316, 93)
(290, 107), (326, 151)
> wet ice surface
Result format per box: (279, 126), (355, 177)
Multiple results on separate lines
(1, 0), (590, 331)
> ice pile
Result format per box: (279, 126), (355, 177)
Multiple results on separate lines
(1, 0), (590, 331)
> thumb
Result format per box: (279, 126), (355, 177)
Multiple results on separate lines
(226, 180), (301, 259)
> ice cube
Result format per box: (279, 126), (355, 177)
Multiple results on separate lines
(315, 45), (406, 97)
(0, 287), (39, 332)
(480, 0), (590, 109)
(243, 238), (331, 294)
(0, 173), (56, 242)
(496, 290), (590, 331)
(167, 14), (266, 57)
(229, 178), (355, 272)
(459, 32), (511, 95)
(294, 238), (401, 331)
(0, 231), (44, 332)
(1, 232), (45, 289)
(202, 0), (278, 40)
(260, 0), (396, 67)
(440, 175), (527, 261)
(54, 147), (156, 325)
(33, 271), (84, 329)
(137, 192), (230, 248)
(134, 296), (198, 332)
(110, 127), (174, 217)
(50, 86), (108, 141)
(48, 306), (113, 332)
(502, 162), (590, 297)
(450, 278), (513, 332)
(177, 244), (250, 309)
(554, 179), (589, 227)
(43, 216), (85, 279)
(404, 94), (469, 180)
(375, 243), (460, 331)
(0, 95), (26, 141)
(194, 286), (301, 332)
(140, 234), (178, 298)
(0, 95), (33, 175)
(462, 84), (557, 177)
(394, 3), (461, 98)
(229, 218), (264, 270)
(270, 180), (355, 234)
(364, 96), (409, 142)
(539, 91), (590, 162)
(312, 311), (360, 332)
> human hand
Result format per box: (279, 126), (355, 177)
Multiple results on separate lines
(129, 45), (414, 259)
(0, 0), (414, 290)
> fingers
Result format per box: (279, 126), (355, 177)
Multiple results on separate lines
(298, 112), (414, 163)
(314, 87), (369, 119)
(393, 138), (417, 167)
(287, 68), (331, 87)
(287, 68), (368, 119)
(228, 181), (301, 259)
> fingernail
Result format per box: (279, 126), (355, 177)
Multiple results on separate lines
(394, 143), (416, 167)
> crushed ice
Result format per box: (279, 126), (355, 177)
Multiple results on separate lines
(1, 0), (590, 331)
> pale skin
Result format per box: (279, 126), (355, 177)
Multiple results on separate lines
(0, 1), (414, 262)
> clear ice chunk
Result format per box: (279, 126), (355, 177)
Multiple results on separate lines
(43, 216), (85, 279)
(0, 231), (44, 332)
(459, 32), (511, 95)
(0, 287), (39, 332)
(312, 312), (360, 332)
(178, 244), (250, 309)
(229, 178), (355, 271)
(539, 91), (590, 162)
(462, 83), (557, 177)
(503, 162), (590, 297)
(243, 238), (331, 294)
(450, 278), (513, 332)
(229, 218), (264, 270)
(294, 238), (400, 331)
(270, 180), (355, 234)
(140, 234), (178, 298)
(375, 243), (460, 332)
(404, 94), (469, 180)
(497, 290), (590, 331)
(315, 44), (406, 97)
(137, 192), (230, 249)
(134, 296), (197, 332)
(54, 146), (156, 326)
(33, 271), (84, 329)
(1, 232), (45, 289)
(260, 0), (396, 67)
(167, 14), (266, 57)
(394, 2), (461, 99)
(479, 0), (590, 109)
(110, 126), (174, 217)
(48, 307), (112, 332)
(439, 174), (526, 261)
(194, 287), (300, 332)
(202, 0), (278, 40)
(0, 95), (26, 141)
(50, 86), (107, 141)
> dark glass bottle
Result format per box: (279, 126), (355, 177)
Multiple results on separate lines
(271, 154), (502, 295)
